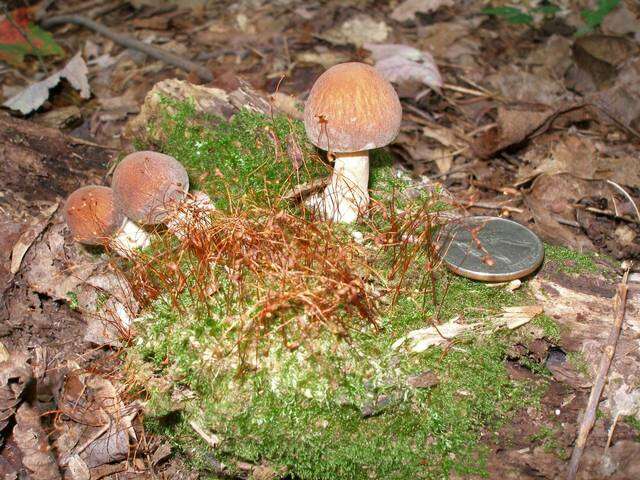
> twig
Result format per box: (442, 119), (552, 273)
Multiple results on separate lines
(566, 271), (629, 480)
(40, 15), (213, 82)
(606, 180), (640, 223)
(457, 199), (524, 214)
(442, 82), (489, 98)
(189, 418), (220, 448)
(573, 204), (640, 225)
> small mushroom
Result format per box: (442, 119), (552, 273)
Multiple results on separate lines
(304, 62), (402, 223)
(112, 151), (190, 225)
(64, 185), (150, 257)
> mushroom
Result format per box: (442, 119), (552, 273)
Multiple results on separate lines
(112, 151), (190, 226)
(304, 62), (402, 223)
(64, 185), (150, 257)
(112, 151), (215, 237)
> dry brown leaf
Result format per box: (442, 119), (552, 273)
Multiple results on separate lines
(524, 173), (610, 251)
(10, 202), (58, 274)
(0, 353), (32, 433)
(391, 0), (453, 22)
(471, 103), (594, 159)
(319, 15), (389, 47)
(13, 404), (61, 480)
(4, 52), (90, 115)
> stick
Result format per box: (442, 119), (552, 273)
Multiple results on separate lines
(40, 15), (213, 82)
(566, 272), (629, 480)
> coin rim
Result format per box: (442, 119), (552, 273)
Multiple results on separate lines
(440, 216), (544, 282)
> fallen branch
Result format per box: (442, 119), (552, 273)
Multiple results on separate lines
(566, 270), (629, 480)
(40, 15), (213, 82)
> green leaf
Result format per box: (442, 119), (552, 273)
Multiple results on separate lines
(532, 5), (561, 16)
(481, 6), (534, 25)
(0, 22), (64, 66)
(580, 0), (621, 29)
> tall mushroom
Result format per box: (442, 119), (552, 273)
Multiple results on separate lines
(64, 185), (150, 257)
(304, 62), (402, 223)
(111, 151), (213, 238)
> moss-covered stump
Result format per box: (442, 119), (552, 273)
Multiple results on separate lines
(122, 98), (555, 479)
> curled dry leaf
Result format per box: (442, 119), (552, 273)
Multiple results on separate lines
(13, 404), (61, 480)
(364, 43), (443, 90)
(393, 306), (541, 353)
(391, 0), (454, 22)
(10, 202), (58, 274)
(319, 15), (389, 47)
(3, 52), (90, 115)
(471, 103), (592, 159)
(0, 352), (32, 433)
(54, 372), (134, 469)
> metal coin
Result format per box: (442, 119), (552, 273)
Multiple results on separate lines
(439, 216), (544, 282)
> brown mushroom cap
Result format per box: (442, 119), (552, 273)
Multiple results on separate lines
(304, 62), (402, 153)
(64, 186), (125, 245)
(112, 151), (189, 224)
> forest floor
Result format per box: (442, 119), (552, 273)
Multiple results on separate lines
(0, 0), (639, 479)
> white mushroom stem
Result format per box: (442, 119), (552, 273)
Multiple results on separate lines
(165, 191), (215, 240)
(310, 151), (370, 223)
(111, 218), (151, 258)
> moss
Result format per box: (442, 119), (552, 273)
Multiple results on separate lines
(544, 244), (598, 274)
(533, 314), (561, 344)
(528, 425), (569, 460)
(127, 103), (547, 479)
(566, 351), (590, 377)
(625, 416), (640, 439)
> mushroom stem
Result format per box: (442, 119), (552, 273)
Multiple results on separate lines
(312, 151), (369, 223)
(165, 191), (215, 240)
(111, 218), (151, 258)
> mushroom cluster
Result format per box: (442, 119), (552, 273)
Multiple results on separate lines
(64, 61), (401, 254)
(64, 151), (212, 257)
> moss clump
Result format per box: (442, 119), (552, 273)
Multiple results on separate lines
(127, 102), (546, 479)
(544, 244), (599, 274)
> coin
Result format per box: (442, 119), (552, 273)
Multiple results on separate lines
(438, 216), (544, 282)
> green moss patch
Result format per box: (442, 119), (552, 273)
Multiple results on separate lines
(125, 102), (549, 479)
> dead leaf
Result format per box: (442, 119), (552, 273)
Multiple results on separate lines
(517, 135), (640, 188)
(3, 52), (90, 115)
(472, 103), (592, 159)
(407, 371), (440, 388)
(295, 51), (350, 69)
(394, 306), (541, 352)
(417, 20), (480, 61)
(493, 305), (543, 329)
(364, 43), (442, 89)
(526, 34), (573, 78)
(392, 316), (479, 352)
(589, 56), (640, 132)
(601, 2), (640, 36)
(66, 455), (90, 480)
(0, 352), (32, 433)
(13, 404), (61, 480)
(54, 373), (135, 469)
(486, 65), (567, 104)
(10, 202), (58, 274)
(319, 15), (389, 47)
(391, 0), (454, 22)
(525, 173), (609, 251)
